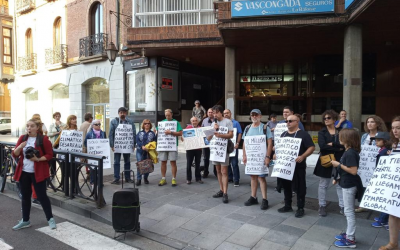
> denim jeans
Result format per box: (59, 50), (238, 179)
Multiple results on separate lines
(114, 153), (131, 181)
(378, 212), (389, 224)
(136, 149), (149, 180)
(318, 177), (344, 208)
(186, 150), (202, 181)
(228, 149), (240, 182)
(342, 186), (357, 241)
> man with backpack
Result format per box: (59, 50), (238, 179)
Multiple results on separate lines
(242, 109), (273, 210)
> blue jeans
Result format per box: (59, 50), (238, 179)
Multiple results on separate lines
(342, 186), (357, 241)
(228, 149), (240, 182)
(114, 153), (131, 181)
(378, 212), (389, 224)
(136, 149), (149, 180)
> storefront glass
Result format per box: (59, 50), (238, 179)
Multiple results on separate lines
(127, 68), (157, 112)
(85, 78), (109, 133)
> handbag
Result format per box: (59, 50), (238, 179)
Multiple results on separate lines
(136, 153), (154, 174)
(227, 139), (234, 154)
(320, 154), (336, 168)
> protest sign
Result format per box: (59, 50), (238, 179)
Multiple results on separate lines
(59, 130), (83, 153)
(271, 137), (302, 180)
(210, 126), (228, 162)
(182, 128), (206, 150)
(114, 124), (135, 154)
(244, 135), (268, 175)
(87, 139), (111, 169)
(274, 123), (288, 138)
(358, 145), (380, 187)
(360, 154), (400, 218)
(156, 121), (177, 151)
(229, 128), (238, 157)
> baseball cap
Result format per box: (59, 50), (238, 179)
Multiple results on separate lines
(194, 100), (200, 104)
(375, 132), (390, 141)
(250, 109), (262, 115)
(118, 107), (128, 113)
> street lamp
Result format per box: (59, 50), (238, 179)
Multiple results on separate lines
(105, 41), (119, 65)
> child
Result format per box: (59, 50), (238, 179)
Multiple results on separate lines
(331, 129), (361, 248)
(371, 132), (391, 230)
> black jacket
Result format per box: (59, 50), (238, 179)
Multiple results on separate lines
(313, 127), (345, 178)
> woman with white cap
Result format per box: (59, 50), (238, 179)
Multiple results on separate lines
(192, 100), (206, 122)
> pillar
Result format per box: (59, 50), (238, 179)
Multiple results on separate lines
(225, 47), (236, 118)
(343, 24), (362, 130)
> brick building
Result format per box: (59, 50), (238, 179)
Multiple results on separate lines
(0, 0), (12, 118)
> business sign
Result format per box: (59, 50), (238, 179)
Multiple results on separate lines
(231, 0), (334, 18)
(345, 0), (355, 9)
(161, 78), (173, 90)
(130, 57), (148, 69)
(161, 57), (179, 69)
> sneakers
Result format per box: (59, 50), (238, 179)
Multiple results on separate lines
(196, 180), (204, 184)
(111, 179), (120, 185)
(158, 179), (167, 186)
(234, 181), (240, 187)
(32, 199), (41, 206)
(244, 196), (259, 206)
(136, 179), (141, 186)
(340, 207), (345, 215)
(172, 179), (177, 187)
(371, 221), (383, 228)
(125, 179), (134, 184)
(335, 238), (356, 248)
(223, 193), (229, 203)
(295, 208), (305, 218)
(335, 233), (357, 243)
(278, 206), (293, 213)
(374, 217), (380, 222)
(355, 207), (367, 213)
(213, 190), (223, 198)
(48, 218), (57, 230)
(318, 206), (327, 217)
(260, 199), (269, 210)
(12, 220), (31, 230)
(228, 179), (233, 183)
(144, 178), (149, 184)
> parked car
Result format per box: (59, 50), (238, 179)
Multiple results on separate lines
(0, 117), (11, 134)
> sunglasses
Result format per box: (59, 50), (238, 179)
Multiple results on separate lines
(323, 117), (332, 120)
(93, 123), (101, 126)
(286, 120), (298, 123)
(144, 123), (151, 125)
(250, 113), (260, 117)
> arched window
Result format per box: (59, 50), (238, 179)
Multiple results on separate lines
(53, 17), (62, 47)
(25, 29), (32, 55)
(90, 2), (103, 35)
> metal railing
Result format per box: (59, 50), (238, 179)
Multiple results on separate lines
(45, 44), (68, 66)
(79, 33), (108, 58)
(18, 53), (37, 72)
(0, 141), (106, 209)
(133, 0), (216, 27)
(16, 0), (35, 13)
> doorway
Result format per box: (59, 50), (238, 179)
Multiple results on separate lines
(86, 104), (110, 135)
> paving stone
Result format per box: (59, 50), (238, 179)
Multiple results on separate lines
(252, 239), (290, 250)
(281, 214), (320, 230)
(148, 215), (190, 236)
(315, 213), (347, 231)
(226, 213), (255, 223)
(234, 205), (266, 217)
(291, 238), (331, 250)
(139, 217), (159, 230)
(145, 204), (180, 221)
(226, 224), (269, 248)
(187, 204), (212, 212)
(355, 225), (380, 246)
(301, 225), (340, 246)
(263, 203), (296, 218)
(215, 241), (250, 250)
(263, 224), (306, 247)
(189, 230), (232, 250)
(181, 213), (221, 233)
(247, 213), (286, 229)
(205, 204), (240, 217)
(167, 228), (199, 243)
(204, 218), (245, 235)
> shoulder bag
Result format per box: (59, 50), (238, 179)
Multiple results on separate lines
(319, 129), (338, 168)
(136, 152), (154, 174)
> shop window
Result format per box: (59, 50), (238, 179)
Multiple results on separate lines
(127, 68), (156, 112)
(3, 27), (11, 64)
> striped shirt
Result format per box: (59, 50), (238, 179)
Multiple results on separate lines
(391, 143), (400, 155)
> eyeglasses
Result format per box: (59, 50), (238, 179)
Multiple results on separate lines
(323, 117), (332, 120)
(250, 113), (259, 117)
(286, 120), (298, 123)
(93, 123), (101, 126)
(144, 123), (151, 125)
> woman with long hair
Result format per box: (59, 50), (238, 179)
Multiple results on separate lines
(53, 115), (78, 147)
(31, 114), (48, 136)
(135, 119), (156, 185)
(11, 119), (56, 230)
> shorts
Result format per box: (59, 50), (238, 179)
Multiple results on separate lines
(158, 151), (178, 161)
(212, 154), (230, 167)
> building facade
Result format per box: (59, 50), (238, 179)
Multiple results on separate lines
(0, 0), (12, 118)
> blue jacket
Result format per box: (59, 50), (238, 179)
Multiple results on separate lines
(334, 119), (353, 129)
(109, 117), (136, 148)
(136, 130), (157, 155)
(84, 129), (106, 147)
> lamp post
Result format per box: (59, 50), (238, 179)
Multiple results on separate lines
(105, 41), (119, 65)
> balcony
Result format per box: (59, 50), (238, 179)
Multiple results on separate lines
(45, 44), (68, 70)
(18, 54), (37, 76)
(16, 0), (35, 14)
(79, 33), (108, 63)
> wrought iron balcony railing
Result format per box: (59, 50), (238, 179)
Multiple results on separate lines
(16, 0), (35, 13)
(18, 54), (37, 72)
(45, 44), (68, 66)
(79, 33), (108, 58)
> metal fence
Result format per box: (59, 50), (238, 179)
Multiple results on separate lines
(0, 141), (106, 208)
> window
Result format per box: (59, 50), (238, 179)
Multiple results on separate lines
(53, 17), (62, 47)
(25, 28), (32, 55)
(90, 2), (103, 35)
(3, 28), (11, 64)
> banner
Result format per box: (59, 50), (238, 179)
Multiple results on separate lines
(271, 137), (302, 180)
(114, 124), (135, 154)
(229, 128), (238, 157)
(59, 130), (83, 153)
(274, 123), (288, 138)
(156, 121), (177, 151)
(244, 135), (268, 175)
(360, 155), (400, 218)
(182, 128), (206, 150)
(358, 145), (380, 187)
(87, 139), (111, 169)
(210, 126), (228, 163)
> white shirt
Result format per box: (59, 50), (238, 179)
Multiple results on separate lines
(23, 137), (36, 173)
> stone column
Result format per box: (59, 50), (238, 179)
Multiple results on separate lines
(343, 24), (362, 130)
(225, 47), (236, 118)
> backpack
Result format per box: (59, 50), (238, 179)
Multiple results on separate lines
(22, 134), (46, 156)
(243, 123), (269, 138)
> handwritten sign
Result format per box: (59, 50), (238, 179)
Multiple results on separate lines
(274, 123), (288, 138)
(157, 121), (177, 151)
(182, 128), (206, 150)
(358, 145), (380, 187)
(360, 155), (400, 218)
(210, 126), (228, 163)
(59, 130), (83, 153)
(244, 135), (268, 175)
(271, 137), (302, 180)
(229, 128), (238, 157)
(114, 124), (135, 154)
(87, 139), (111, 169)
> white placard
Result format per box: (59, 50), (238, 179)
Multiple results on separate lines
(210, 126), (228, 163)
(360, 155), (400, 218)
(156, 121), (177, 151)
(114, 124), (135, 154)
(229, 128), (238, 157)
(244, 135), (268, 175)
(358, 145), (380, 187)
(271, 137), (302, 180)
(59, 130), (83, 153)
(274, 123), (288, 138)
(87, 139), (111, 169)
(182, 128), (206, 150)
(202, 128), (216, 137)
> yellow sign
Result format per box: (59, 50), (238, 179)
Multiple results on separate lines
(95, 114), (103, 121)
(312, 135), (318, 144)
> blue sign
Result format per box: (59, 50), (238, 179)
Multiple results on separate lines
(345, 0), (355, 9)
(231, 0), (334, 18)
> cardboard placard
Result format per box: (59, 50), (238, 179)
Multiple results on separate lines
(156, 121), (177, 151)
(244, 135), (268, 175)
(210, 126), (228, 163)
(271, 137), (302, 181)
(87, 139), (111, 169)
(59, 130), (83, 154)
(182, 128), (206, 150)
(274, 123), (288, 138)
(358, 145), (380, 187)
(114, 124), (135, 154)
